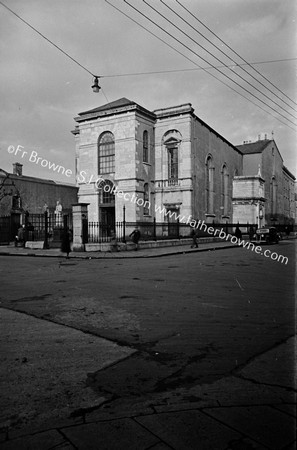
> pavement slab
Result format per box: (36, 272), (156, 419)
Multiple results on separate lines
(61, 418), (160, 450)
(135, 410), (242, 450)
(0, 429), (70, 450)
(237, 336), (296, 391)
(203, 405), (296, 449)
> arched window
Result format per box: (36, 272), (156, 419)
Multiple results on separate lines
(162, 130), (181, 186)
(168, 143), (178, 184)
(98, 132), (115, 174)
(143, 130), (149, 163)
(206, 155), (214, 214)
(221, 164), (229, 216)
(143, 183), (150, 215)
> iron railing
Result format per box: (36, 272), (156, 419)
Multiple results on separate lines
(87, 219), (258, 243)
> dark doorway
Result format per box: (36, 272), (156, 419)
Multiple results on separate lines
(100, 207), (115, 237)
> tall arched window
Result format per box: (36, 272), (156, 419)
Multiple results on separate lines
(206, 155), (214, 214)
(143, 130), (149, 163)
(221, 164), (229, 216)
(168, 143), (178, 184)
(143, 183), (150, 215)
(162, 130), (181, 186)
(98, 132), (115, 174)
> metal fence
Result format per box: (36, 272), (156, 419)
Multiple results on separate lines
(26, 211), (72, 247)
(88, 220), (258, 243)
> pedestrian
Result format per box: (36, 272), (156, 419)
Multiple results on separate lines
(234, 226), (242, 240)
(190, 228), (199, 248)
(110, 230), (118, 252)
(15, 224), (25, 247)
(61, 227), (72, 259)
(129, 226), (141, 251)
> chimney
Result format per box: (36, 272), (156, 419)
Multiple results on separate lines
(258, 134), (261, 141)
(13, 162), (23, 176)
(264, 133), (267, 140)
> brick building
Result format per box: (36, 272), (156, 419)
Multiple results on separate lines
(0, 163), (78, 217)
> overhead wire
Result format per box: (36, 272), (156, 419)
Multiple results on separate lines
(140, 0), (297, 124)
(117, 0), (296, 131)
(100, 57), (297, 78)
(1, 0), (295, 131)
(106, 0), (296, 132)
(174, 0), (297, 107)
(161, 0), (297, 114)
(0, 0), (110, 103)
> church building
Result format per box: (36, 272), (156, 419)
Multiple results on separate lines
(72, 98), (295, 229)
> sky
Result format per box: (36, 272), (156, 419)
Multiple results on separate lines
(1, 0), (296, 184)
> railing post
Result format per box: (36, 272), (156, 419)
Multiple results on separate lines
(153, 217), (157, 240)
(177, 218), (180, 239)
(43, 210), (49, 249)
(24, 211), (29, 245)
(122, 205), (126, 243)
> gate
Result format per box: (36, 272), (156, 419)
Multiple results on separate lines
(25, 212), (72, 248)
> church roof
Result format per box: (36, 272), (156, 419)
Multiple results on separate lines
(236, 139), (272, 154)
(75, 97), (155, 122)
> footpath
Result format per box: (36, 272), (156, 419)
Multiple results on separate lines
(0, 238), (237, 259)
(1, 335), (295, 450)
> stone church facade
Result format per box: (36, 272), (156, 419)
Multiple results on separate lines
(72, 98), (295, 228)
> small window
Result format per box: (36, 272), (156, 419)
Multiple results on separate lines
(12, 195), (21, 209)
(99, 180), (115, 205)
(143, 130), (149, 163)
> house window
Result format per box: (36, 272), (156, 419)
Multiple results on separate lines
(144, 183), (150, 215)
(168, 145), (178, 184)
(143, 130), (149, 163)
(206, 156), (214, 214)
(98, 132), (115, 174)
(12, 195), (21, 209)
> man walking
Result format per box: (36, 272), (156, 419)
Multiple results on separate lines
(130, 226), (141, 251)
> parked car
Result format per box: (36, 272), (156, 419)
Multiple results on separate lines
(255, 227), (280, 244)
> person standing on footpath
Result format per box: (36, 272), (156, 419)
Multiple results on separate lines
(61, 227), (72, 259)
(129, 226), (141, 251)
(234, 226), (242, 240)
(190, 227), (199, 248)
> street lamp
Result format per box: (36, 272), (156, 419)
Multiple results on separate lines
(91, 76), (101, 93)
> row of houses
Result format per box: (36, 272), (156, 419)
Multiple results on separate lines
(1, 97), (296, 233)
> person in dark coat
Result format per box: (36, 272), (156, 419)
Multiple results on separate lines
(61, 227), (72, 258)
(234, 226), (242, 240)
(190, 228), (199, 248)
(129, 226), (141, 251)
